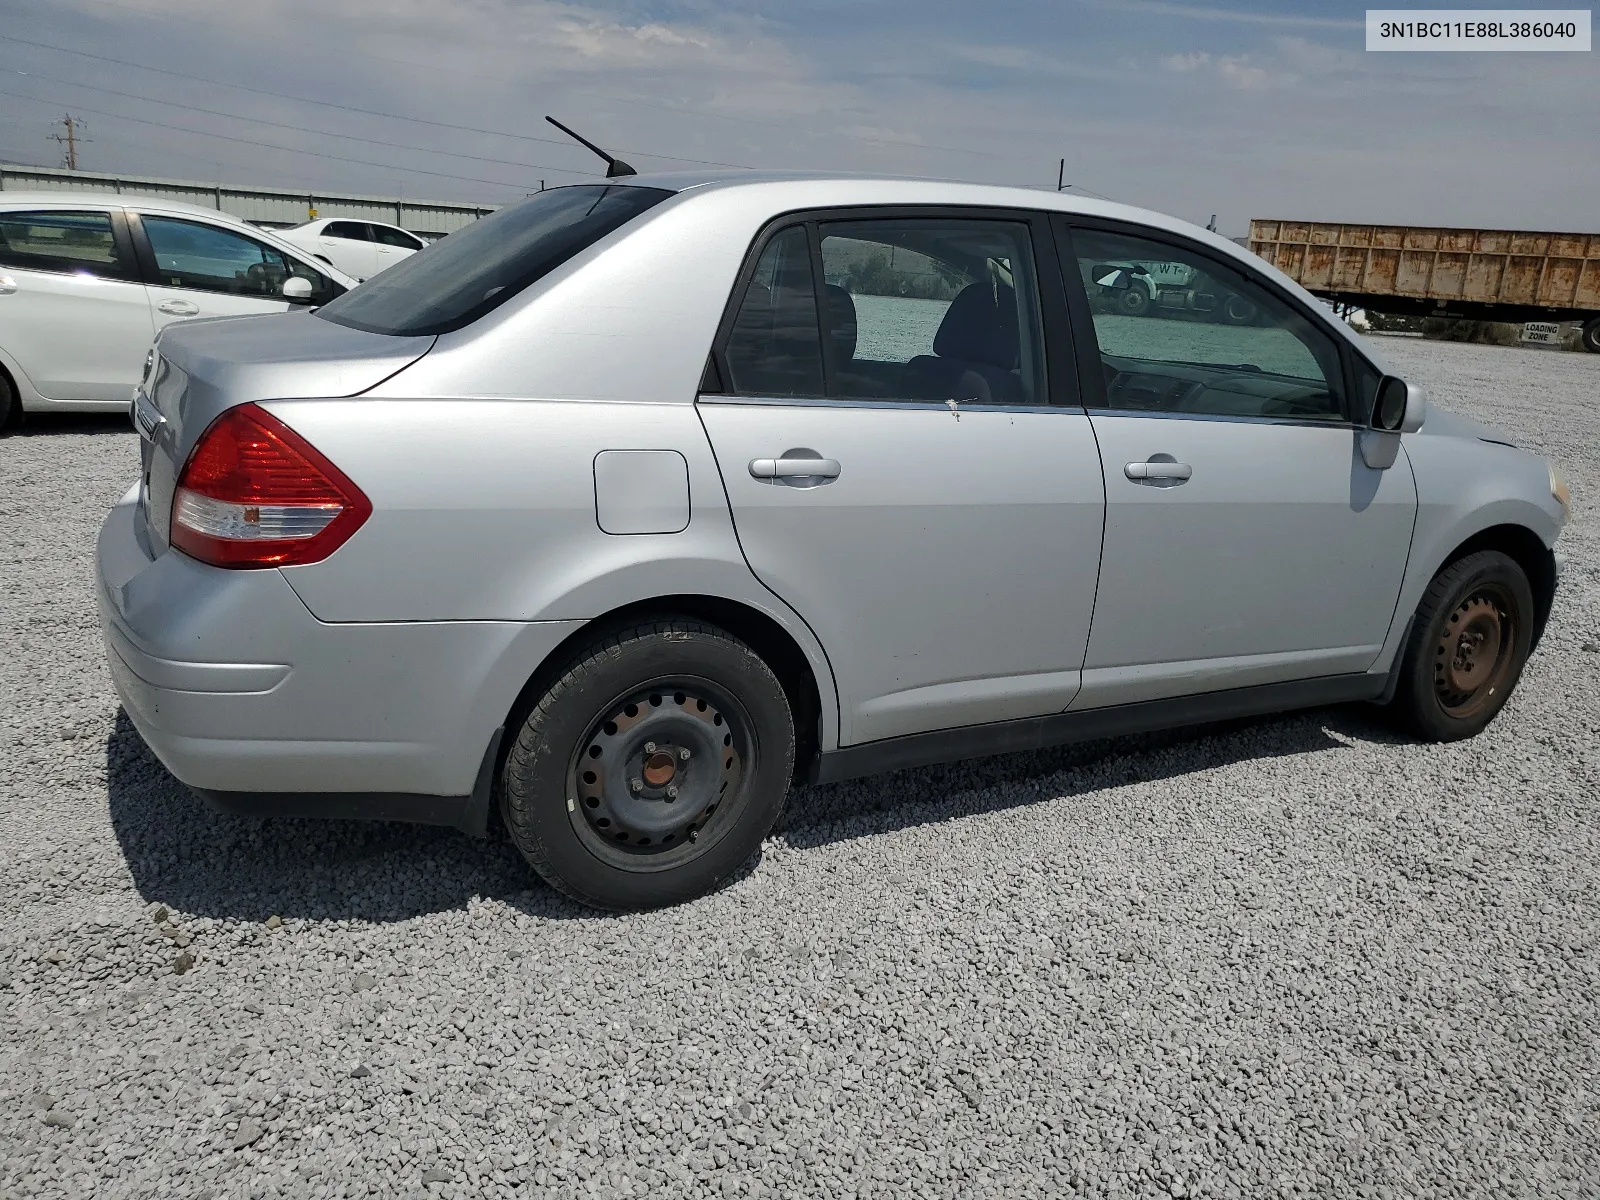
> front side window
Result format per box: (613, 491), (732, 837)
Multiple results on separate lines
(1068, 228), (1345, 421)
(316, 184), (675, 337)
(0, 209), (132, 280)
(720, 216), (1048, 406)
(324, 221), (370, 242)
(141, 216), (336, 302)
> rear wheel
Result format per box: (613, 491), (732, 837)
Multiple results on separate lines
(1582, 317), (1600, 354)
(1387, 550), (1534, 741)
(0, 370), (16, 433)
(501, 619), (794, 910)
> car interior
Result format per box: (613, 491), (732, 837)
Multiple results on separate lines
(723, 222), (1043, 405)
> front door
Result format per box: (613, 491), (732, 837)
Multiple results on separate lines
(134, 213), (335, 330)
(1060, 222), (1417, 708)
(699, 214), (1105, 746)
(0, 208), (154, 401)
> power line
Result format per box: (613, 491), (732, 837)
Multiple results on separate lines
(0, 86), (582, 190)
(0, 34), (758, 170)
(2, 66), (616, 178)
(1, 20), (1007, 163)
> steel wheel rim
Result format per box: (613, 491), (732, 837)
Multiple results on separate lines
(1432, 583), (1518, 719)
(566, 676), (754, 872)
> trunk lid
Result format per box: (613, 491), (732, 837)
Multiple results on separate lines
(135, 310), (432, 554)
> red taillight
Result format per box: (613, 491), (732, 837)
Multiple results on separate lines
(170, 403), (371, 568)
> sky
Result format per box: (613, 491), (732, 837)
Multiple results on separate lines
(0, 0), (1595, 236)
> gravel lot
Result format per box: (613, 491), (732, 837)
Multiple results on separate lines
(2, 337), (1597, 1200)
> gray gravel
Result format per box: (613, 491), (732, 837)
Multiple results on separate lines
(2, 338), (1598, 1199)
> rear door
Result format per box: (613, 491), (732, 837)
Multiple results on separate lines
(698, 209), (1106, 746)
(319, 221), (379, 279)
(0, 206), (154, 401)
(131, 212), (339, 329)
(1058, 219), (1417, 707)
(368, 223), (422, 275)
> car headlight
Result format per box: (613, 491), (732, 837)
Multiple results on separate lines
(1549, 462), (1571, 524)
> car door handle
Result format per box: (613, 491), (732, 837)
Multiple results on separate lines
(158, 299), (201, 316)
(0, 274), (17, 296)
(749, 455), (842, 481)
(1124, 460), (1192, 482)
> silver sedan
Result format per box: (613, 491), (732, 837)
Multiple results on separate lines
(97, 174), (1571, 909)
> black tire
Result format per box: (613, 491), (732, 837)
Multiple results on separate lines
(1582, 318), (1600, 354)
(501, 618), (794, 910)
(1118, 286), (1151, 316)
(1387, 550), (1534, 742)
(1221, 294), (1258, 326)
(0, 369), (16, 433)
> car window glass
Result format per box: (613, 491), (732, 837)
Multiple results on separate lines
(1068, 228), (1345, 421)
(324, 221), (370, 241)
(316, 184), (674, 337)
(722, 226), (826, 398)
(0, 209), (131, 280)
(371, 224), (421, 249)
(142, 216), (334, 302)
(818, 219), (1046, 405)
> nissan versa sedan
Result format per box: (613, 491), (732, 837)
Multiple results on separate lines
(96, 174), (1571, 910)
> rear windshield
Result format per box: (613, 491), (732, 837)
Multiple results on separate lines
(315, 184), (674, 337)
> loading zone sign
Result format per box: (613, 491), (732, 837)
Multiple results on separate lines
(1520, 321), (1563, 345)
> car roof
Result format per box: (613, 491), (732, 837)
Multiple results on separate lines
(609, 169), (1260, 267)
(620, 169), (1173, 223)
(0, 190), (273, 225)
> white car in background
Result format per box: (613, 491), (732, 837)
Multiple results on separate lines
(274, 218), (427, 281)
(0, 194), (355, 424)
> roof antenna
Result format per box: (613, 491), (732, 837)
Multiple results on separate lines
(544, 116), (636, 179)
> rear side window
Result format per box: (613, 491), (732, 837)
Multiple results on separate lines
(724, 227), (826, 398)
(0, 210), (133, 280)
(316, 184), (675, 337)
(371, 224), (423, 249)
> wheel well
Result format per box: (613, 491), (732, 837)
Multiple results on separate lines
(1438, 524), (1557, 650)
(498, 595), (826, 787)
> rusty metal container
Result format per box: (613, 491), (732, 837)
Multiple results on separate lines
(1248, 219), (1600, 326)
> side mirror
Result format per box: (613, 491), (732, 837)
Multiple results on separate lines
(281, 276), (315, 302)
(1372, 376), (1426, 434)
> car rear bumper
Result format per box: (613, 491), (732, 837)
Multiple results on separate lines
(96, 485), (582, 819)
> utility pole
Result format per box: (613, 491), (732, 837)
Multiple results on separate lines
(50, 113), (85, 170)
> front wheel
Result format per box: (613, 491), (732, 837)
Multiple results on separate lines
(501, 619), (794, 910)
(1386, 550), (1534, 741)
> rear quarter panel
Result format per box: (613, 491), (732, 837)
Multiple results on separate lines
(266, 396), (842, 750)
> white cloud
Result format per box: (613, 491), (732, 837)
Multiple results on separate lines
(1161, 50), (1279, 89)
(1095, 1), (1362, 30)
